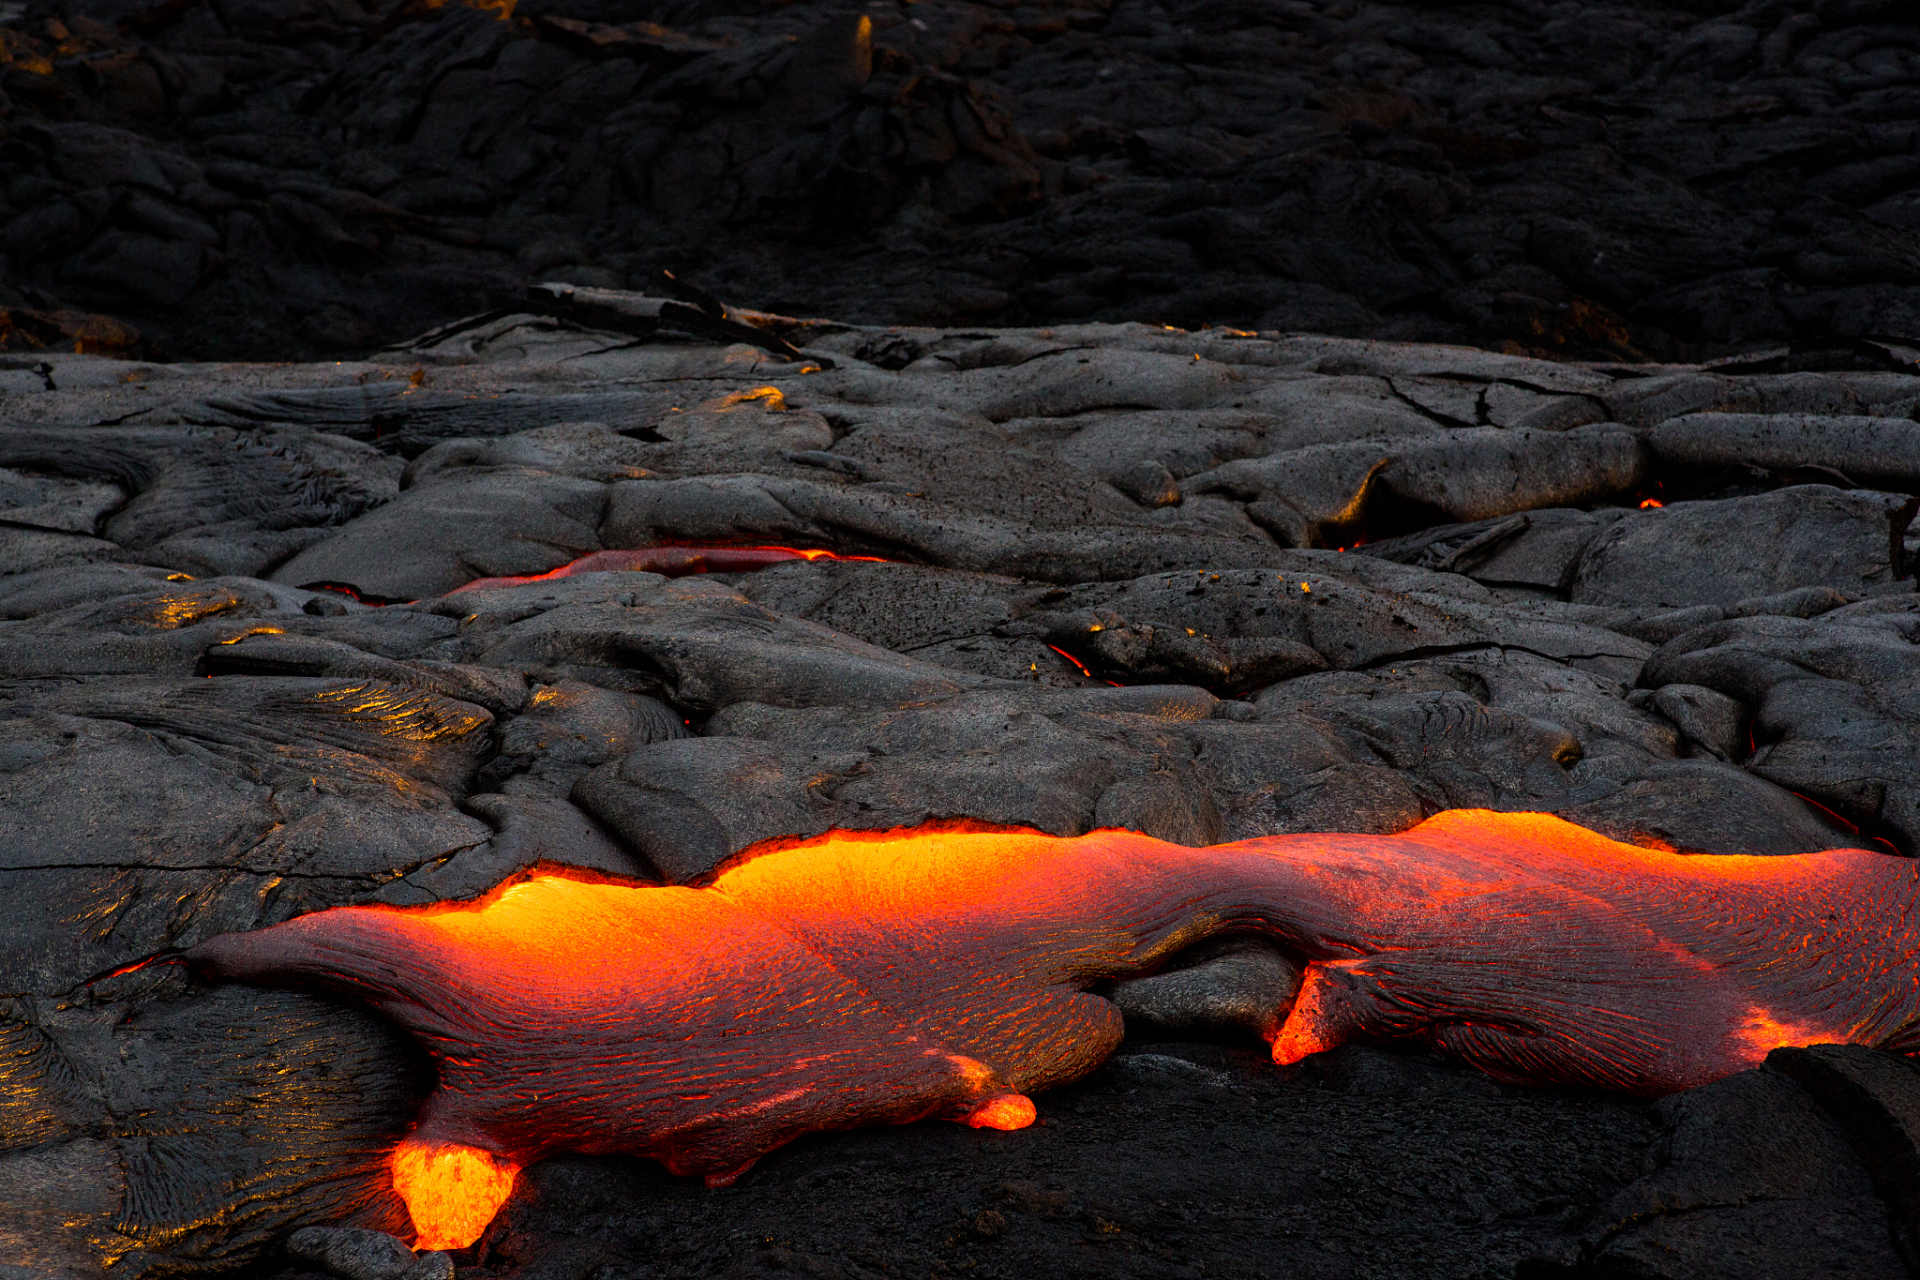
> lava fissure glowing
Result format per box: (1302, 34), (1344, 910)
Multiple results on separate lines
(449, 545), (890, 594)
(187, 811), (1920, 1250)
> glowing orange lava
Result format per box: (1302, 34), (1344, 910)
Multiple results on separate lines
(965, 1094), (1039, 1130)
(1046, 644), (1094, 677)
(188, 812), (1920, 1249)
(449, 546), (889, 594)
(391, 1142), (520, 1250)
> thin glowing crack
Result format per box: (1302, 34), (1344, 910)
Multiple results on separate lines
(450, 545), (890, 594)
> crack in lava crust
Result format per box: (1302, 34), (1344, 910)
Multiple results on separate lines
(448, 545), (890, 594)
(187, 811), (1920, 1249)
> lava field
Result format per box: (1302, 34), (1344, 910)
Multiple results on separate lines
(5, 0), (1920, 1278)
(2, 297), (1919, 1279)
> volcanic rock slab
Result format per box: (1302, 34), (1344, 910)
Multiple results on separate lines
(2, 305), (1918, 1279)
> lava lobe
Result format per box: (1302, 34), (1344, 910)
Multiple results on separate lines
(187, 811), (1920, 1249)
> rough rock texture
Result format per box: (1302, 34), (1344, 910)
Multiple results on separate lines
(4, 0), (1920, 361)
(2, 303), (1917, 1278)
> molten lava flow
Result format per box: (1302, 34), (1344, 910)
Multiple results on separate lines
(188, 812), (1920, 1249)
(1046, 644), (1093, 677)
(965, 1094), (1039, 1129)
(391, 1142), (520, 1251)
(449, 546), (889, 594)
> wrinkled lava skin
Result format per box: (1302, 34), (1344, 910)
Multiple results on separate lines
(189, 811), (1920, 1247)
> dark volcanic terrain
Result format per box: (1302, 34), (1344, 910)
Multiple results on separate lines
(2, 299), (1919, 1278)
(0, 0), (1918, 360)
(6, 0), (1920, 1277)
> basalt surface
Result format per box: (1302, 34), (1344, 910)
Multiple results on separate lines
(3, 303), (1920, 1279)
(2, 0), (1920, 362)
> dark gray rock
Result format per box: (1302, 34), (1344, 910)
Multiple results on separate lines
(459, 794), (648, 881)
(1641, 611), (1920, 853)
(1554, 761), (1875, 857)
(283, 1227), (415, 1280)
(1647, 683), (1747, 761)
(425, 575), (990, 710)
(488, 679), (688, 796)
(371, 792), (650, 907)
(1768, 1046), (1920, 1271)
(731, 560), (1090, 686)
(600, 473), (1291, 583)
(1112, 459), (1182, 509)
(1526, 1066), (1907, 1280)
(572, 735), (861, 882)
(573, 680), (1447, 881)
(193, 385), (694, 458)
(742, 558), (1640, 689)
(578, 667), (1684, 882)
(1619, 584), (1857, 646)
(0, 675), (492, 994)
(1185, 424), (1645, 548)
(1573, 486), (1911, 611)
(1650, 413), (1920, 489)
(0, 527), (140, 578)
(0, 564), (207, 619)
(0, 577), (306, 677)
(0, 425), (402, 579)
(403, 423), (661, 487)
(1255, 651), (1866, 856)
(1359, 508), (1628, 591)
(815, 405), (1152, 531)
(199, 632), (531, 715)
(0, 467), (125, 535)
(0, 988), (428, 1280)
(273, 470), (606, 600)
(1107, 936), (1301, 1045)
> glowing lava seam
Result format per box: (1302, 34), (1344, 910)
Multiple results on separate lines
(187, 811), (1920, 1250)
(449, 545), (889, 594)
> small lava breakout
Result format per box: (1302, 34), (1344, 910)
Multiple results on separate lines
(188, 811), (1920, 1251)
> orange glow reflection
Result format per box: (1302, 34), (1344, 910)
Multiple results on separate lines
(449, 545), (890, 595)
(190, 811), (1920, 1250)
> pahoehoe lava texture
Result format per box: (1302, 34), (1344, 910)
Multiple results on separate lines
(186, 813), (1920, 1250)
(4, 298), (1920, 1279)
(3, 0), (1920, 359)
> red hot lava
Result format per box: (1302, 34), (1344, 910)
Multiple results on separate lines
(450, 546), (888, 594)
(188, 811), (1920, 1249)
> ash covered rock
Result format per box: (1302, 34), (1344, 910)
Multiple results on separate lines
(1, 307), (1918, 1278)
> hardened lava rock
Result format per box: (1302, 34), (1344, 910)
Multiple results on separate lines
(3, 0), (1920, 364)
